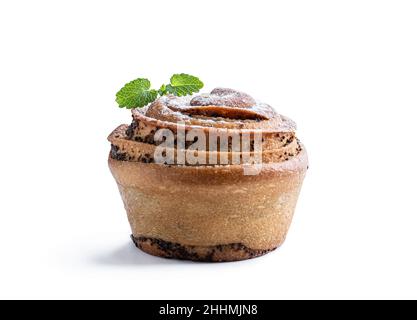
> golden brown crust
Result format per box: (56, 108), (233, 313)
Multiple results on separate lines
(131, 236), (277, 262)
(109, 148), (307, 251)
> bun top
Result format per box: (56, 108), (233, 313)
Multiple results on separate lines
(108, 88), (305, 167)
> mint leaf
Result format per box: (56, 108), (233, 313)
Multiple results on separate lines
(115, 74), (204, 110)
(165, 73), (204, 96)
(116, 78), (158, 109)
(158, 84), (167, 96)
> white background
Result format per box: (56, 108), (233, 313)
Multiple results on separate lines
(0, 0), (416, 300)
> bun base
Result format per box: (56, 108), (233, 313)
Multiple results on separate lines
(131, 235), (277, 262)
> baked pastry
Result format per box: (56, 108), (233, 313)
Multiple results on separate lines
(108, 88), (308, 262)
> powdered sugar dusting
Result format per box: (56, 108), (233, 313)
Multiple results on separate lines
(134, 88), (296, 132)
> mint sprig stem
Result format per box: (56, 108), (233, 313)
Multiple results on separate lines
(116, 73), (203, 109)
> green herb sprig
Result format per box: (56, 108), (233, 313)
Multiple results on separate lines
(116, 73), (203, 109)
